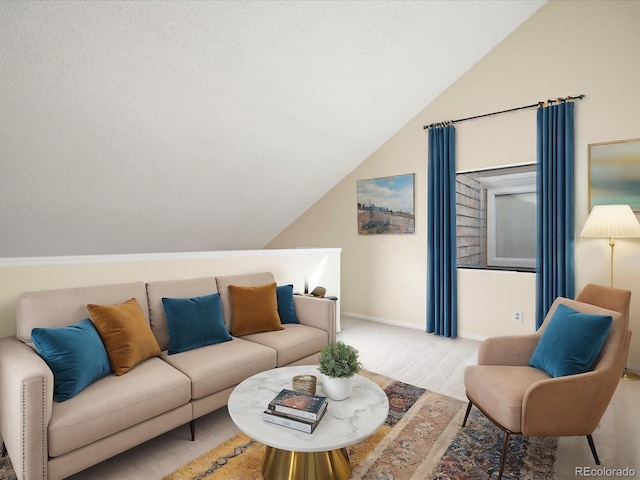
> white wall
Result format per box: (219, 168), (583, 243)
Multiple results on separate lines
(268, 1), (640, 369)
(0, 248), (341, 339)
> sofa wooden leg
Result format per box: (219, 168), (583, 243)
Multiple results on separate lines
(586, 434), (600, 465)
(462, 400), (473, 427)
(190, 420), (196, 441)
(497, 431), (510, 480)
(1, 442), (6, 457)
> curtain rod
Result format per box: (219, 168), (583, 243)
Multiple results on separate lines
(422, 94), (585, 130)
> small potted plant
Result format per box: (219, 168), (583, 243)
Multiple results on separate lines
(318, 342), (362, 400)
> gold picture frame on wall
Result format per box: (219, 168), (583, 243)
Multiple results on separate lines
(589, 138), (640, 211)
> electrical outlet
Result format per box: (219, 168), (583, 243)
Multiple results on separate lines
(512, 309), (523, 323)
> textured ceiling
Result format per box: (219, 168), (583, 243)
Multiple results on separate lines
(0, 1), (545, 257)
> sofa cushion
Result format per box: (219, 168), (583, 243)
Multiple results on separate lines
(16, 281), (148, 344)
(31, 318), (112, 402)
(215, 272), (276, 330)
(529, 304), (613, 377)
(277, 284), (299, 324)
(161, 337), (277, 400)
(162, 293), (231, 354)
(47, 357), (191, 457)
(146, 277), (218, 351)
(240, 323), (328, 367)
(87, 298), (161, 376)
(228, 282), (284, 336)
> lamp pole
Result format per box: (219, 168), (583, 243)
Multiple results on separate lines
(608, 237), (615, 288)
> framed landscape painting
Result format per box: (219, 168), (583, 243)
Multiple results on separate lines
(357, 173), (415, 234)
(589, 138), (640, 211)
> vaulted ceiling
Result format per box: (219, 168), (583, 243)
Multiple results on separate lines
(0, 1), (545, 257)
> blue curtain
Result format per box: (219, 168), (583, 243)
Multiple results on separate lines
(427, 125), (457, 338)
(536, 102), (575, 328)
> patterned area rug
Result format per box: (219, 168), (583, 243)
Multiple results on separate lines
(0, 456), (15, 480)
(165, 370), (557, 480)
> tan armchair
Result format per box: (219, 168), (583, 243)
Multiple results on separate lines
(463, 284), (631, 480)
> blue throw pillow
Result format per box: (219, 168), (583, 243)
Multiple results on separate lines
(162, 293), (231, 354)
(276, 284), (298, 324)
(529, 304), (613, 377)
(31, 318), (112, 402)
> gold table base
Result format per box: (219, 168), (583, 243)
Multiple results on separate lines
(262, 445), (351, 480)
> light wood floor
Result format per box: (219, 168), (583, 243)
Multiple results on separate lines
(67, 316), (639, 479)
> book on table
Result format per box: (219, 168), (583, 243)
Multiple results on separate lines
(262, 405), (327, 433)
(267, 388), (328, 421)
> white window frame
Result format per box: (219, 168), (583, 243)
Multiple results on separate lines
(486, 185), (536, 269)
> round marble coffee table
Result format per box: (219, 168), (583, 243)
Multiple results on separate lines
(228, 365), (389, 480)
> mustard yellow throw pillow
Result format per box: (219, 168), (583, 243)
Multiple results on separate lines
(228, 282), (284, 336)
(87, 298), (161, 376)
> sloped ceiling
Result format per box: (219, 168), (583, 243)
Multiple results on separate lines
(0, 1), (545, 257)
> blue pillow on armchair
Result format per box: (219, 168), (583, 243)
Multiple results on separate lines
(529, 304), (612, 377)
(31, 318), (112, 402)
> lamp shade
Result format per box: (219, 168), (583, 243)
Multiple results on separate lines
(580, 205), (640, 238)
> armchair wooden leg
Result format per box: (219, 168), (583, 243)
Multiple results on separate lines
(462, 400), (473, 427)
(2, 441), (6, 457)
(498, 431), (511, 480)
(586, 435), (600, 465)
(190, 420), (196, 441)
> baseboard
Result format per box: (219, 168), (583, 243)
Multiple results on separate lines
(342, 312), (425, 331)
(627, 362), (640, 373)
(340, 313), (490, 342)
(456, 332), (488, 342)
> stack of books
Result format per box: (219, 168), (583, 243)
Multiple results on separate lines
(262, 388), (328, 433)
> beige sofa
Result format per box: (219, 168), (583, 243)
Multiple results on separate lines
(0, 272), (336, 480)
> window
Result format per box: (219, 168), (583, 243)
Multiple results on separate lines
(487, 186), (536, 268)
(456, 164), (536, 272)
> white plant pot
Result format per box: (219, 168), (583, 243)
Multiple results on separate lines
(321, 374), (354, 401)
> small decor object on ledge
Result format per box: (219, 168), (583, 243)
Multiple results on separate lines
(295, 285), (329, 298)
(309, 286), (326, 298)
(292, 374), (317, 395)
(318, 342), (362, 401)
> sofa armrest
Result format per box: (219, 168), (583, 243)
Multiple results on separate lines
(0, 336), (53, 480)
(293, 296), (337, 343)
(478, 334), (540, 366)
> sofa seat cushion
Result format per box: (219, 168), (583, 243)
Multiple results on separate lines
(240, 324), (328, 367)
(161, 337), (276, 400)
(48, 357), (190, 457)
(464, 365), (550, 433)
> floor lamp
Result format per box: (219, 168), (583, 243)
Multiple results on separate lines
(580, 204), (640, 381)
